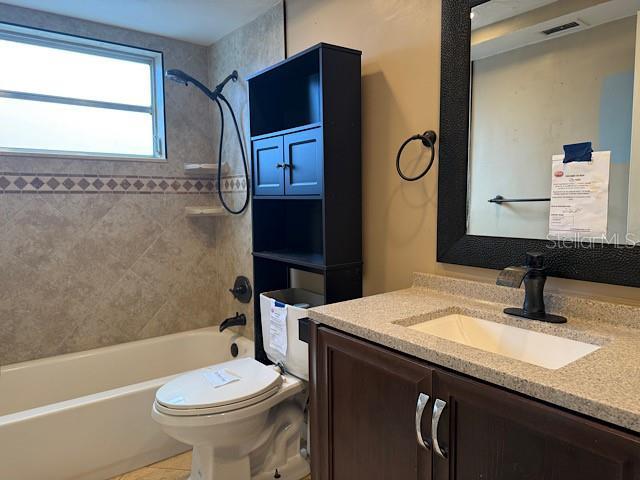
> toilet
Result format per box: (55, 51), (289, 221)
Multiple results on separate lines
(152, 311), (310, 480)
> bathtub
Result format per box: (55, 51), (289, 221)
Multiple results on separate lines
(0, 327), (253, 480)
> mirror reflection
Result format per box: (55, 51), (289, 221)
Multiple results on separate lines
(467, 0), (640, 244)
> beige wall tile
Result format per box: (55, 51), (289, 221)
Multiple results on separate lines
(2, 196), (76, 268)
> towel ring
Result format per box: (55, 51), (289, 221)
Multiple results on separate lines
(396, 130), (437, 181)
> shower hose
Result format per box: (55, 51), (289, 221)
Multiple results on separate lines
(214, 93), (250, 215)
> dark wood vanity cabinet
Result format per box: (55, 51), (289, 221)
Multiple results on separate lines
(310, 324), (640, 480)
(310, 325), (432, 480)
(433, 370), (640, 480)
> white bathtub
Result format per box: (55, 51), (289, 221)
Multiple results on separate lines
(0, 327), (253, 480)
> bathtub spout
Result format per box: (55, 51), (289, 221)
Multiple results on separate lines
(219, 312), (247, 332)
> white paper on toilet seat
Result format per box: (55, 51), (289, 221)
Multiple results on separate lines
(203, 368), (240, 388)
(269, 299), (288, 357)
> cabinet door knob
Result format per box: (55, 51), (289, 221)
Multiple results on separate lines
(432, 398), (448, 459)
(415, 393), (431, 450)
(276, 163), (285, 169)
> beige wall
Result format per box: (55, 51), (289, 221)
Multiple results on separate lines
(285, 0), (640, 305)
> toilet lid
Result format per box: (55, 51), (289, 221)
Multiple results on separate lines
(156, 358), (282, 411)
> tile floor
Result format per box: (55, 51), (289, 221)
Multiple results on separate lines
(110, 450), (311, 480)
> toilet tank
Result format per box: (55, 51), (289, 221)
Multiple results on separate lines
(259, 288), (324, 381)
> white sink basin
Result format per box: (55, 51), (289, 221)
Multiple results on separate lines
(408, 314), (600, 369)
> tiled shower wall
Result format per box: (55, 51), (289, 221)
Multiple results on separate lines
(208, 5), (286, 341)
(0, 3), (284, 364)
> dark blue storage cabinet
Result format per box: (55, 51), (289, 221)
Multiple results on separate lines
(248, 43), (363, 363)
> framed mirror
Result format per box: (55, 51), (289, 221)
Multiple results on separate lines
(438, 0), (640, 287)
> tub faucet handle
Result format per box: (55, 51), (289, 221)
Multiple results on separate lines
(228, 276), (252, 303)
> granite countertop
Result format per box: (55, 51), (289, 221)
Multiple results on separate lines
(308, 273), (640, 433)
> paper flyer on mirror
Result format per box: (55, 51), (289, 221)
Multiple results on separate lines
(548, 151), (611, 240)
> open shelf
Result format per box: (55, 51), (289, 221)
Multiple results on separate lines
(252, 199), (323, 256)
(252, 250), (326, 270)
(249, 48), (321, 137)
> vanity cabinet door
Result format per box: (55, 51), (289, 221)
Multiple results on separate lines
(310, 324), (433, 480)
(432, 369), (640, 480)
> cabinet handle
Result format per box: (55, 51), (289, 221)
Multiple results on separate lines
(276, 163), (285, 169)
(431, 398), (447, 459)
(415, 393), (431, 450)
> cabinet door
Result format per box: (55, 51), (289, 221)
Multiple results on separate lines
(252, 136), (284, 196)
(310, 325), (433, 480)
(284, 127), (323, 195)
(432, 369), (640, 480)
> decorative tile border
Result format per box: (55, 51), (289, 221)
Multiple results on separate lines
(221, 175), (248, 193)
(0, 172), (247, 194)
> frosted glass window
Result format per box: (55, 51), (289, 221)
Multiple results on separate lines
(0, 98), (154, 156)
(0, 23), (165, 159)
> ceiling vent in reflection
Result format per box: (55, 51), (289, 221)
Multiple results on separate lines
(541, 20), (586, 36)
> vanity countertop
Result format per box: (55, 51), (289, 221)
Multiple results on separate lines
(308, 273), (640, 434)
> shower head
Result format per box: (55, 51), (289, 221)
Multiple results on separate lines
(165, 68), (216, 101)
(165, 67), (248, 215)
(165, 69), (239, 102)
(165, 69), (193, 86)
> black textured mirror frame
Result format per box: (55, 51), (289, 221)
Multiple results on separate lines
(436, 0), (640, 288)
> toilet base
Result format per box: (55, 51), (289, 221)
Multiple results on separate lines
(188, 446), (309, 480)
(251, 453), (309, 480)
(182, 394), (310, 480)
(187, 453), (307, 480)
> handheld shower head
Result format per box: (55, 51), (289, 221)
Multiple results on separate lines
(165, 68), (218, 102)
(165, 69), (193, 86)
(165, 69), (239, 102)
(164, 67), (249, 215)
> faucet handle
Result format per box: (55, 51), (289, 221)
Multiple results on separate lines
(525, 252), (545, 269)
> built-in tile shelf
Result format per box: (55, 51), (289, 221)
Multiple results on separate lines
(184, 206), (227, 217)
(184, 162), (230, 176)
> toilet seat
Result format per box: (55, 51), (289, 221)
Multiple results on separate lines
(155, 357), (283, 417)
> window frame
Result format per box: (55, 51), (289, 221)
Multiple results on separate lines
(0, 21), (167, 162)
